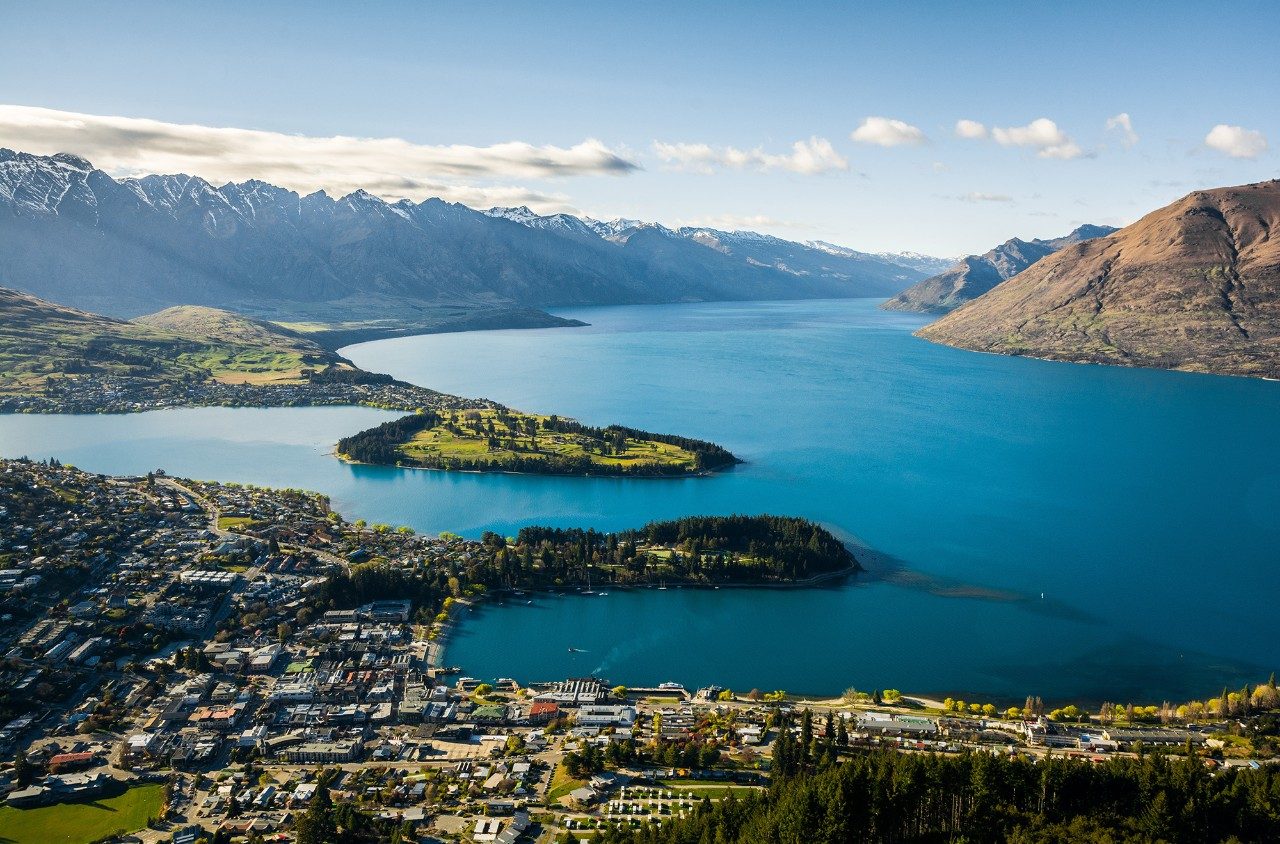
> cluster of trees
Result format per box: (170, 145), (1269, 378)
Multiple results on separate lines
(516, 515), (858, 584)
(934, 679), (1280, 727)
(592, 748), (1280, 843)
(336, 409), (737, 476)
(1172, 676), (1280, 721)
(336, 412), (442, 465)
(289, 777), (413, 844)
(305, 367), (396, 385)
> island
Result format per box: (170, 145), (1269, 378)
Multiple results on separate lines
(336, 408), (740, 477)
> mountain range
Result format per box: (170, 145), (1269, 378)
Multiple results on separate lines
(919, 181), (1280, 379)
(0, 149), (927, 341)
(882, 224), (1117, 314)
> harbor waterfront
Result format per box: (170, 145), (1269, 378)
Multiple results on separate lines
(3, 298), (1278, 699)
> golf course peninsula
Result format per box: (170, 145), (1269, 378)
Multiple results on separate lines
(336, 408), (740, 477)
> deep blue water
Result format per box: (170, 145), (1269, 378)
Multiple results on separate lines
(3, 299), (1278, 701)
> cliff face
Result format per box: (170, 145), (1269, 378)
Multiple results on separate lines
(918, 181), (1280, 379)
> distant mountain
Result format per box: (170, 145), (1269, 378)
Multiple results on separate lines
(804, 241), (955, 276)
(0, 287), (348, 395)
(919, 181), (1280, 379)
(0, 149), (923, 334)
(487, 207), (923, 296)
(882, 224), (1117, 314)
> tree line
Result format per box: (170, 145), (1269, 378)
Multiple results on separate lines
(591, 739), (1280, 843)
(516, 515), (859, 583)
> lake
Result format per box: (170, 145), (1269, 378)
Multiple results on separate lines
(3, 298), (1278, 701)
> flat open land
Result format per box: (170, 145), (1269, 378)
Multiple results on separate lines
(0, 783), (164, 844)
(399, 409), (700, 472)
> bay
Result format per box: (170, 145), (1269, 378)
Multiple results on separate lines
(3, 298), (1278, 700)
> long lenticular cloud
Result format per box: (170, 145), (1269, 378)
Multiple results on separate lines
(0, 104), (638, 206)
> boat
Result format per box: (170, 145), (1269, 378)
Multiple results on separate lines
(568, 647), (587, 653)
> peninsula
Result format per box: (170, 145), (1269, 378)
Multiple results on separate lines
(336, 408), (739, 477)
(0, 288), (736, 477)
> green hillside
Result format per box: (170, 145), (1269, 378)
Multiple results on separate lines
(0, 288), (351, 395)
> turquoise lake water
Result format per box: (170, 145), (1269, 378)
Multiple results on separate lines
(3, 298), (1278, 701)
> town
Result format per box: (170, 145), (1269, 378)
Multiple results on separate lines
(0, 371), (490, 416)
(1, 458), (1277, 844)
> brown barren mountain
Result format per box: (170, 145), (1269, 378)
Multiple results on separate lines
(919, 180), (1280, 379)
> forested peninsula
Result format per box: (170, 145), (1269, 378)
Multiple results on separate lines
(315, 515), (858, 609)
(336, 408), (739, 477)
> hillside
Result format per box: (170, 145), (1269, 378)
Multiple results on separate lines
(0, 150), (922, 334)
(0, 288), (349, 395)
(919, 181), (1280, 379)
(882, 224), (1115, 313)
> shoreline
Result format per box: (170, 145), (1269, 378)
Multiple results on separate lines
(334, 450), (737, 479)
(915, 332), (1280, 383)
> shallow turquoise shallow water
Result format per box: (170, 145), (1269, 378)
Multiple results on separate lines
(4, 299), (1278, 700)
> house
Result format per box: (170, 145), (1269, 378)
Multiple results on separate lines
(473, 817), (503, 842)
(473, 705), (509, 725)
(567, 786), (598, 807)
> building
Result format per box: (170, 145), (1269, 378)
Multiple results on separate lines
(528, 701), (560, 725)
(576, 704), (637, 728)
(538, 677), (607, 706)
(282, 738), (363, 764)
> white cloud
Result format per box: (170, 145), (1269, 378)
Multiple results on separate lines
(1105, 113), (1139, 147)
(957, 192), (1014, 203)
(991, 118), (1083, 159)
(652, 137), (848, 174)
(1204, 124), (1268, 159)
(850, 116), (926, 147)
(0, 104), (636, 210)
(954, 119), (988, 140)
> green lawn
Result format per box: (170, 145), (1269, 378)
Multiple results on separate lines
(547, 764), (588, 802)
(217, 515), (264, 531)
(399, 409), (699, 471)
(0, 783), (164, 844)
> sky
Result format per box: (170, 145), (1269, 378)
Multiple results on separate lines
(1, 0), (1277, 256)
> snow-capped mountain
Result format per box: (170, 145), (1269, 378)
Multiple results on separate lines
(0, 148), (927, 321)
(805, 241), (955, 276)
(495, 208), (927, 285)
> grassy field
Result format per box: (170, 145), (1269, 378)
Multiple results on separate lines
(0, 783), (164, 844)
(399, 409), (699, 471)
(217, 515), (265, 530)
(547, 763), (588, 801)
